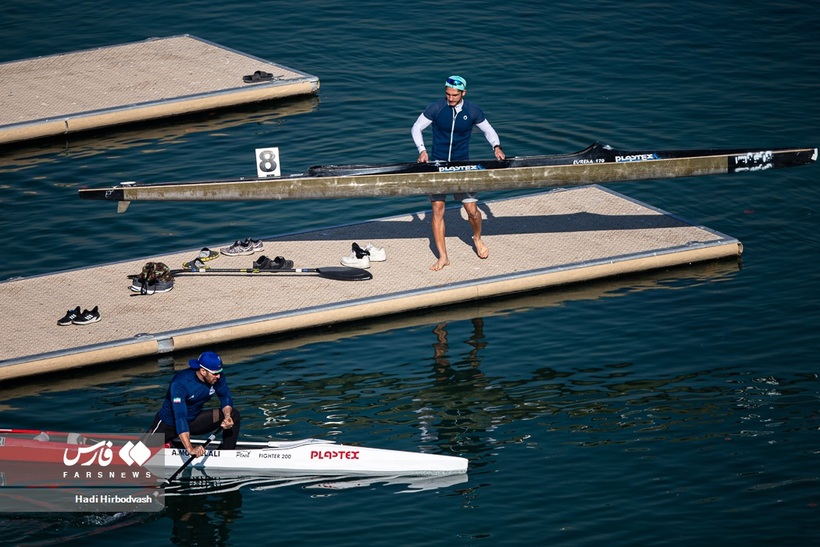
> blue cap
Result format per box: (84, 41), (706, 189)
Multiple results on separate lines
(445, 75), (466, 91)
(189, 351), (223, 373)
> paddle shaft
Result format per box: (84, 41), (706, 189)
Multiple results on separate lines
(174, 267), (322, 274)
(161, 426), (222, 487)
(170, 266), (372, 281)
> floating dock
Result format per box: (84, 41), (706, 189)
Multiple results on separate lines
(0, 35), (319, 145)
(0, 186), (742, 381)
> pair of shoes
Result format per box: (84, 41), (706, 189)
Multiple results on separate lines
(253, 255), (294, 269)
(242, 70), (275, 83)
(341, 242), (372, 268)
(130, 277), (174, 294)
(340, 242), (387, 268)
(220, 238), (264, 257)
(57, 306), (100, 325)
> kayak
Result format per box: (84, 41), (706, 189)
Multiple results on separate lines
(156, 437), (468, 477)
(0, 429), (468, 480)
(77, 142), (817, 212)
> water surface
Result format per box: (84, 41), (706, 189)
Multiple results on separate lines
(1, 1), (818, 545)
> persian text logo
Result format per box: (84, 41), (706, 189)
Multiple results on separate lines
(63, 439), (153, 467)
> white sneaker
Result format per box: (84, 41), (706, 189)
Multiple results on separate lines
(364, 243), (386, 262)
(341, 252), (370, 268)
(341, 242), (371, 268)
(220, 239), (254, 256)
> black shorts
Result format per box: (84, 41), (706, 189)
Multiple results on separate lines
(147, 407), (241, 450)
(429, 192), (477, 203)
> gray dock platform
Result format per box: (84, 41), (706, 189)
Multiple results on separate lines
(0, 186), (742, 381)
(0, 35), (319, 145)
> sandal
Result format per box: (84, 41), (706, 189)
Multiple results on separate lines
(183, 248), (218, 268)
(182, 258), (207, 271)
(253, 255), (293, 269)
(242, 70), (274, 83)
(198, 247), (219, 261)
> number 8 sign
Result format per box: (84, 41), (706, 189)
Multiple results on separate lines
(256, 147), (281, 177)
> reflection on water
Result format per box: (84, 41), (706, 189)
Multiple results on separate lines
(164, 487), (243, 546)
(0, 95), (319, 174)
(167, 471), (467, 497)
(415, 320), (490, 451)
(153, 470), (467, 545)
(0, 511), (155, 546)
(0, 471), (467, 545)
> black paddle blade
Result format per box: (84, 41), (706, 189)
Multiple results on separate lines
(313, 267), (372, 281)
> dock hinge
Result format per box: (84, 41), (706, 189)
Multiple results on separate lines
(156, 337), (175, 354)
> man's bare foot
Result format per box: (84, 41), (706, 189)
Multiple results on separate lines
(430, 258), (450, 271)
(473, 237), (489, 259)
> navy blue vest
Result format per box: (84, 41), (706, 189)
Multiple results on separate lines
(422, 98), (486, 161)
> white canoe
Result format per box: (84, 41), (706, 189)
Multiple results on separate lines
(0, 430), (468, 480)
(150, 437), (468, 477)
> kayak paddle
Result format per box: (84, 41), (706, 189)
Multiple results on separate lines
(161, 426), (222, 488)
(172, 265), (372, 281)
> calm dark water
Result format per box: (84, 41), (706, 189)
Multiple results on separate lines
(1, 1), (818, 545)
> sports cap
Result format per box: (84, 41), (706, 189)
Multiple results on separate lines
(189, 351), (223, 374)
(445, 75), (466, 91)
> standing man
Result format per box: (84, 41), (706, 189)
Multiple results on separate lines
(411, 75), (506, 271)
(148, 351), (241, 457)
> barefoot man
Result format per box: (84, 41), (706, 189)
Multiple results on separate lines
(411, 75), (505, 270)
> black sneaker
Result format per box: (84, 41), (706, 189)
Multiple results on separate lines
(130, 277), (175, 294)
(253, 255), (274, 269)
(57, 306), (81, 326)
(352, 242), (370, 259)
(272, 256), (293, 269)
(73, 306), (101, 325)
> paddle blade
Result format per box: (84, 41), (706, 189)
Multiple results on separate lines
(314, 267), (372, 281)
